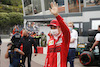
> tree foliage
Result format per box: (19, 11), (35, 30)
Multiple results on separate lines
(0, 0), (22, 6)
(0, 12), (23, 33)
(0, 0), (23, 34)
(0, 4), (23, 13)
(8, 12), (23, 26)
(0, 13), (10, 29)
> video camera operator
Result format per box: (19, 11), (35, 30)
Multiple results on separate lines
(5, 43), (25, 67)
(11, 29), (21, 48)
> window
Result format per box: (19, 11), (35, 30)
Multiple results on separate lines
(24, 0), (33, 15)
(44, 0), (65, 15)
(44, 0), (53, 11)
(23, 0), (42, 15)
(56, 0), (65, 13)
(68, 0), (80, 13)
(92, 20), (100, 30)
(86, 0), (100, 7)
(74, 22), (83, 36)
(33, 0), (42, 14)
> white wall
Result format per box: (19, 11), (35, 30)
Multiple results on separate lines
(82, 11), (100, 22)
(92, 20), (100, 30)
(62, 11), (100, 23)
(63, 16), (82, 23)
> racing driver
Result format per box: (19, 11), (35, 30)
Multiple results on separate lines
(44, 2), (70, 67)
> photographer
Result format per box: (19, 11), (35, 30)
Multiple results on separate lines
(5, 43), (25, 67)
(11, 29), (21, 48)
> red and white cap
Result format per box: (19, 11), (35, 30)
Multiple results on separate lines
(47, 20), (60, 26)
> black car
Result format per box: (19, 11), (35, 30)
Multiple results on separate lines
(79, 30), (100, 66)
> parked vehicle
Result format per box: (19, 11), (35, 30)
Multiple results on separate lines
(79, 30), (100, 66)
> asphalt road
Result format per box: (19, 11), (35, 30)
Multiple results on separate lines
(0, 39), (98, 67)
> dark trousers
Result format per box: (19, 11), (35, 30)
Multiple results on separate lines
(99, 47), (100, 67)
(67, 48), (76, 67)
(22, 54), (32, 67)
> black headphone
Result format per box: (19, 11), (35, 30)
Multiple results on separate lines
(7, 43), (14, 46)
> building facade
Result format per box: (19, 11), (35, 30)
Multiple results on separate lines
(22, 0), (100, 43)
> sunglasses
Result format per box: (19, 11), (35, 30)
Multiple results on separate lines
(50, 26), (57, 29)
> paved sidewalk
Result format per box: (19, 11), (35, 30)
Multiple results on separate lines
(32, 54), (46, 66)
(32, 53), (98, 67)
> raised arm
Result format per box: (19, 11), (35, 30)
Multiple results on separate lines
(5, 50), (9, 59)
(49, 2), (70, 44)
(56, 15), (70, 42)
(5, 45), (12, 59)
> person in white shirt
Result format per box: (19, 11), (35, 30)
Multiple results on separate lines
(67, 22), (78, 67)
(90, 25), (100, 66)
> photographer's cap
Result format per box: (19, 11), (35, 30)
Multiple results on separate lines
(7, 43), (13, 46)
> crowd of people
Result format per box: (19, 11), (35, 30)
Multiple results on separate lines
(4, 24), (47, 67)
(12, 24), (47, 47)
(3, 2), (100, 67)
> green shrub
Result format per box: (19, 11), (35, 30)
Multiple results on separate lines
(8, 12), (24, 26)
(0, 13), (10, 28)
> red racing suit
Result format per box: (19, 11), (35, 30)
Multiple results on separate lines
(44, 15), (70, 67)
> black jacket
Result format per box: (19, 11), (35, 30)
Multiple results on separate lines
(18, 36), (37, 55)
(0, 36), (2, 45)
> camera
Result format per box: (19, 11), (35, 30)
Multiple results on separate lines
(7, 43), (16, 50)
(10, 45), (16, 50)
